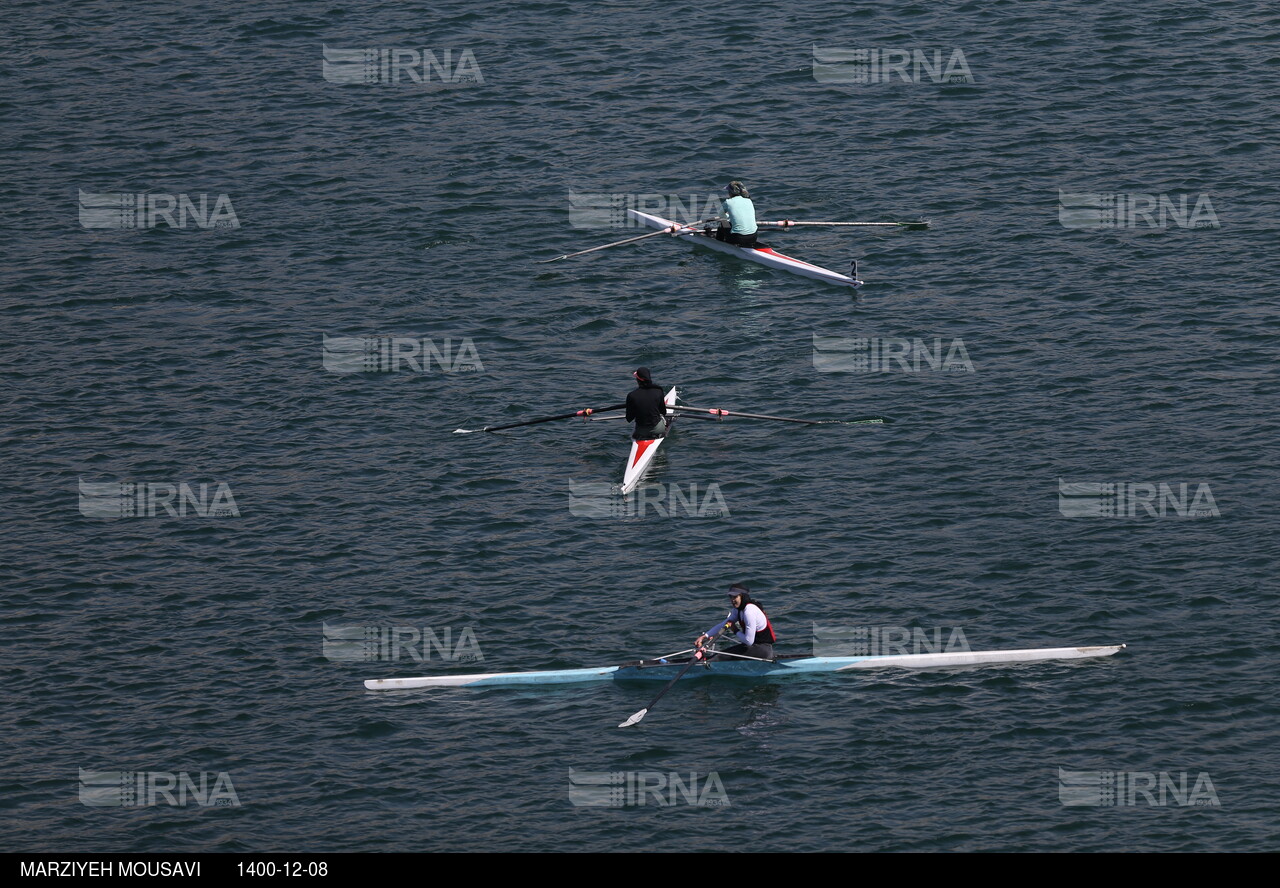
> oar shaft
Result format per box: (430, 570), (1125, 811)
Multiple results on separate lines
(672, 404), (887, 426)
(540, 218), (717, 263)
(640, 657), (701, 708)
(539, 229), (673, 263)
(699, 648), (772, 662)
(760, 219), (929, 229)
(652, 647), (698, 660)
(458, 404), (626, 434)
(673, 405), (814, 424)
(618, 626), (727, 727)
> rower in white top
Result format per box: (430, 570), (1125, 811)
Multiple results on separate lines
(696, 583), (778, 661)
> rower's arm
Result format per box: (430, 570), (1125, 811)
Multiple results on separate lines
(705, 609), (740, 641)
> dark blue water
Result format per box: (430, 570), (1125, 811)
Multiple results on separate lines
(3, 0), (1277, 852)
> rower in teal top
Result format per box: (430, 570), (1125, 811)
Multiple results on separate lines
(711, 180), (759, 247)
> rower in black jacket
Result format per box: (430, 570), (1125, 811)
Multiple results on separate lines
(626, 367), (667, 441)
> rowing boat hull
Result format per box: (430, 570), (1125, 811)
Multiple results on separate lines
(628, 209), (862, 287)
(364, 645), (1125, 689)
(619, 386), (677, 494)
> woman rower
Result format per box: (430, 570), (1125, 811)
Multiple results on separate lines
(695, 583), (777, 660)
(710, 180), (759, 247)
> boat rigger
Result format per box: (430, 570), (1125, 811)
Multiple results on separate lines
(455, 386), (890, 494)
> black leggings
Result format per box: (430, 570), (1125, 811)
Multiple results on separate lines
(713, 224), (758, 247)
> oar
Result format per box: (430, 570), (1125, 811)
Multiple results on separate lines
(538, 219), (717, 263)
(619, 626), (727, 728)
(759, 219), (930, 230)
(671, 404), (890, 425)
(454, 404), (626, 434)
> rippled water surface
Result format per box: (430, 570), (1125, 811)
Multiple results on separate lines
(2, 0), (1278, 853)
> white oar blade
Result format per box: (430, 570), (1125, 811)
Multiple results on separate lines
(453, 428), (481, 434)
(618, 708), (648, 728)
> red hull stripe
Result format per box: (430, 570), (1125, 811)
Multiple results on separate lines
(630, 438), (656, 467)
(752, 247), (828, 272)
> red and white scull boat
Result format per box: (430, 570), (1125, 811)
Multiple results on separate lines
(629, 209), (862, 288)
(619, 386), (677, 494)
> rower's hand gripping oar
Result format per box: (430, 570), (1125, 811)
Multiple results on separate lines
(759, 219), (930, 231)
(671, 404), (891, 426)
(538, 219), (719, 263)
(618, 625), (728, 728)
(454, 404), (626, 434)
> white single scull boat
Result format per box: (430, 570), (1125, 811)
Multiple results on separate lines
(619, 386), (677, 494)
(365, 644), (1126, 690)
(629, 209), (862, 288)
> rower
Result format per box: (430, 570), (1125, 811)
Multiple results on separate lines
(625, 367), (667, 441)
(695, 583), (777, 661)
(710, 181), (759, 247)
